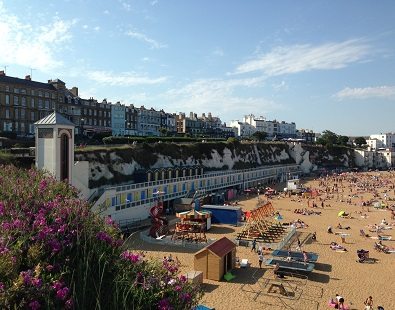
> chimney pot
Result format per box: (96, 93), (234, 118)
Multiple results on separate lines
(25, 75), (31, 80)
(0, 70), (5, 76)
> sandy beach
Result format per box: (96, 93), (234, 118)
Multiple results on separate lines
(126, 171), (395, 310)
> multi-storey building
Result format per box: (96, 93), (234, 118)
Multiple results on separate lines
(0, 72), (72, 136)
(228, 120), (256, 138)
(160, 112), (176, 136)
(125, 104), (138, 136)
(111, 102), (126, 136)
(296, 129), (315, 143)
(367, 133), (395, 150)
(137, 106), (161, 136)
(80, 98), (111, 135)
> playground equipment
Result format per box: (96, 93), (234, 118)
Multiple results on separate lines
(148, 191), (169, 238)
(236, 202), (286, 243)
(173, 209), (211, 243)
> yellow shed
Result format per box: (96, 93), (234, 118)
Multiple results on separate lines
(194, 237), (236, 281)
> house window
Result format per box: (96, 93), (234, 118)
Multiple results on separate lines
(5, 109), (10, 119)
(31, 98), (35, 108)
(5, 95), (9, 105)
(14, 96), (19, 105)
(21, 97), (26, 106)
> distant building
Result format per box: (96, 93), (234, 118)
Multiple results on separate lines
(296, 129), (315, 143)
(111, 102), (126, 136)
(367, 133), (395, 150)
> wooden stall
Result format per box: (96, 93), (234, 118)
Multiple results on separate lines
(194, 237), (236, 281)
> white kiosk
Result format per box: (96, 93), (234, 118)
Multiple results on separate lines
(35, 112), (75, 184)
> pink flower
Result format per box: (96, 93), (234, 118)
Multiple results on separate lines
(39, 180), (48, 192)
(21, 271), (32, 285)
(52, 280), (63, 291)
(32, 278), (42, 288)
(120, 251), (142, 264)
(56, 287), (69, 300)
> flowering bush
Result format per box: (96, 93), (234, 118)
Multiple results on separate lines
(0, 165), (202, 309)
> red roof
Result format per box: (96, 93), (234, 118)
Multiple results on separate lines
(206, 237), (236, 257)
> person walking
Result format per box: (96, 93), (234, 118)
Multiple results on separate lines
(251, 238), (257, 252)
(258, 253), (264, 268)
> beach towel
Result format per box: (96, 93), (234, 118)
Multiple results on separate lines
(223, 272), (236, 281)
(328, 300), (350, 310)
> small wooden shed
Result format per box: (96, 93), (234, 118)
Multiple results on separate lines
(194, 237), (237, 281)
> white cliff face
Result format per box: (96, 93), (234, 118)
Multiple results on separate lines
(76, 142), (353, 189)
(287, 143), (315, 173)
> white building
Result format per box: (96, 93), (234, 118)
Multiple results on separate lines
(368, 133), (395, 150)
(228, 120), (257, 138)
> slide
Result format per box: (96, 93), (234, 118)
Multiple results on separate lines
(148, 201), (168, 238)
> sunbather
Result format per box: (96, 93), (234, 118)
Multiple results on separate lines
(330, 242), (347, 251)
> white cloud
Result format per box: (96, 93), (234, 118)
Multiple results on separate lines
(334, 86), (395, 100)
(103, 10), (110, 15)
(119, 0), (132, 11)
(272, 80), (288, 92)
(94, 26), (100, 31)
(151, 0), (159, 6)
(164, 77), (279, 117)
(0, 2), (75, 71)
(87, 70), (167, 86)
(82, 24), (88, 29)
(125, 30), (167, 49)
(213, 48), (224, 57)
(235, 39), (371, 76)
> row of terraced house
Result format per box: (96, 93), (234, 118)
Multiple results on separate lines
(0, 71), (303, 140)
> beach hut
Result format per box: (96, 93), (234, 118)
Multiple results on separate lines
(194, 237), (236, 281)
(201, 205), (242, 225)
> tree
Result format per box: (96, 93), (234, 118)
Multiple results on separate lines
(316, 130), (338, 146)
(251, 131), (268, 141)
(337, 135), (349, 146)
(354, 136), (367, 147)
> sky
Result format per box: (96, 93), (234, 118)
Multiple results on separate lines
(1, 0), (395, 136)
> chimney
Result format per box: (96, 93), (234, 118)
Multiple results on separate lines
(25, 75), (31, 80)
(70, 87), (78, 96)
(0, 70), (5, 76)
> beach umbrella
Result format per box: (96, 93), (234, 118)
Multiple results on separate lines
(338, 211), (345, 217)
(373, 202), (381, 208)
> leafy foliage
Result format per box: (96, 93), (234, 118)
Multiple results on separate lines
(0, 166), (202, 309)
(354, 137), (367, 147)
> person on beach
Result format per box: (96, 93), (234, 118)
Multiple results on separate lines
(302, 251), (308, 264)
(258, 253), (264, 268)
(364, 296), (373, 310)
(251, 238), (257, 252)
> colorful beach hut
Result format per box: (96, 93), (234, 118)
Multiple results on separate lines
(194, 237), (236, 281)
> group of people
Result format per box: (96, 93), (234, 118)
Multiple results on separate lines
(293, 208), (322, 216)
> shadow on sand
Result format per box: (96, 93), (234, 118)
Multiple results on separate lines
(313, 262), (332, 272)
(202, 283), (219, 293)
(308, 272), (330, 283)
(208, 225), (236, 234)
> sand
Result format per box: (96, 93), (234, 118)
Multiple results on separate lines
(125, 171), (395, 310)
